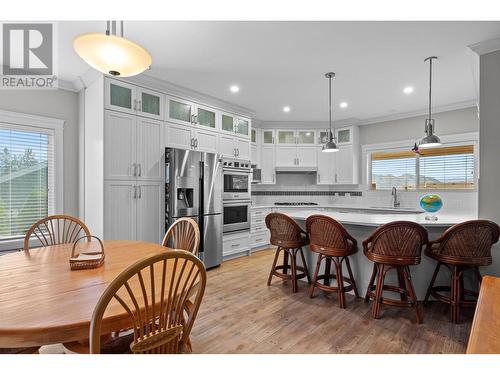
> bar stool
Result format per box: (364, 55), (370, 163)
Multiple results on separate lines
(266, 213), (310, 293)
(423, 220), (500, 324)
(364, 221), (428, 323)
(306, 215), (359, 308)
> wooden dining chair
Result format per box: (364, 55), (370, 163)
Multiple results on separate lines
(161, 218), (200, 255)
(24, 215), (91, 250)
(89, 250), (207, 354)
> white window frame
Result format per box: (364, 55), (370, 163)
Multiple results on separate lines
(362, 132), (479, 192)
(0, 109), (64, 251)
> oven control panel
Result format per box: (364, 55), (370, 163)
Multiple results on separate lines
(222, 158), (251, 170)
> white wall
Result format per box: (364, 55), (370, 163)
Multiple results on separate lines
(479, 49), (500, 276)
(359, 106), (478, 145)
(0, 88), (79, 217)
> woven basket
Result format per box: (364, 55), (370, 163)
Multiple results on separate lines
(69, 235), (105, 270)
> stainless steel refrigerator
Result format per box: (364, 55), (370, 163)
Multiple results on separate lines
(165, 148), (223, 268)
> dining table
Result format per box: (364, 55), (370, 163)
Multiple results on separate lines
(0, 240), (182, 349)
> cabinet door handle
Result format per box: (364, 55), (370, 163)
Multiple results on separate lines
(195, 138), (198, 148)
(132, 163), (137, 176)
(191, 114), (195, 124)
(231, 243), (240, 248)
(194, 114), (198, 124)
(138, 100), (142, 112)
(138, 185), (142, 199)
(138, 163), (142, 177)
(133, 186), (137, 199)
(133, 99), (137, 111)
(237, 148), (240, 157)
(190, 138), (194, 148)
(272, 136), (275, 144)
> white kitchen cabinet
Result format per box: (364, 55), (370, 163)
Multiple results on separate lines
(219, 133), (250, 160)
(262, 130), (275, 145)
(316, 146), (335, 184)
(336, 126), (352, 145)
(104, 111), (163, 181)
(235, 117), (250, 138)
(195, 104), (217, 130)
(165, 122), (193, 150)
(104, 111), (137, 180)
(223, 231), (250, 258)
(136, 117), (163, 180)
(336, 145), (354, 184)
(220, 112), (251, 139)
(251, 144), (259, 165)
(166, 96), (196, 127)
(261, 146), (276, 184)
(136, 182), (164, 243)
(277, 129), (316, 145)
(276, 146), (296, 167)
(194, 128), (218, 153)
(105, 79), (164, 120)
(104, 181), (136, 241)
(104, 181), (163, 242)
(276, 145), (316, 167)
(297, 147), (317, 166)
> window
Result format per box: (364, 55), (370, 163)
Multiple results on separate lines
(371, 150), (417, 190)
(0, 127), (55, 240)
(370, 144), (475, 191)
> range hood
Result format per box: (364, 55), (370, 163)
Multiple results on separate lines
(275, 166), (318, 174)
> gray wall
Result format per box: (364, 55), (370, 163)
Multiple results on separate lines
(359, 106), (478, 145)
(479, 49), (500, 275)
(0, 89), (79, 217)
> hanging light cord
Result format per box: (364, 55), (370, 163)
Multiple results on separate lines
(328, 74), (332, 140)
(428, 57), (433, 121)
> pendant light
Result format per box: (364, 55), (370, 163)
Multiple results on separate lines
(73, 21), (152, 77)
(322, 72), (339, 153)
(419, 56), (441, 149)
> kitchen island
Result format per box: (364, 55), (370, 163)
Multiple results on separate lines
(259, 205), (477, 299)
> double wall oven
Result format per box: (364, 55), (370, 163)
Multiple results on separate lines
(222, 158), (252, 234)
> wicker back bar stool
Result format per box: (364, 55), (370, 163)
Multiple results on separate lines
(363, 221), (428, 323)
(423, 220), (499, 324)
(306, 215), (359, 308)
(266, 213), (311, 293)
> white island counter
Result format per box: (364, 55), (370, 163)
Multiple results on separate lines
(261, 205), (477, 300)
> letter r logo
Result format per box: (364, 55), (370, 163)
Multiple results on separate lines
(2, 23), (53, 75)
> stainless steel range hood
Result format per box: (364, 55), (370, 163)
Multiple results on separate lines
(275, 166), (318, 174)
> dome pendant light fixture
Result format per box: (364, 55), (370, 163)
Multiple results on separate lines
(73, 21), (152, 77)
(322, 72), (339, 153)
(419, 56), (441, 149)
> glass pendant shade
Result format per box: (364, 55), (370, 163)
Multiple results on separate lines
(73, 33), (152, 77)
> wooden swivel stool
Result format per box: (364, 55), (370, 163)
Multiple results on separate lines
(424, 220), (500, 324)
(306, 215), (359, 308)
(266, 213), (310, 293)
(364, 221), (428, 323)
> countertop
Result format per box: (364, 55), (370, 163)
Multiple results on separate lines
(251, 204), (476, 227)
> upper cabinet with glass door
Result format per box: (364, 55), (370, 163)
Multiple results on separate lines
(335, 126), (352, 145)
(195, 104), (217, 130)
(262, 130), (275, 145)
(220, 112), (251, 139)
(105, 79), (164, 120)
(166, 96), (196, 127)
(235, 117), (250, 138)
(277, 129), (316, 145)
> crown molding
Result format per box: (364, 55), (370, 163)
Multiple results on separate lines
(469, 37), (500, 56)
(356, 100), (477, 126)
(70, 68), (256, 118)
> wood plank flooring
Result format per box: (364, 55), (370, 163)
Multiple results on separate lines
(190, 248), (473, 354)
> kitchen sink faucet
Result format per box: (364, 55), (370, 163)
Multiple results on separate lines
(391, 186), (401, 208)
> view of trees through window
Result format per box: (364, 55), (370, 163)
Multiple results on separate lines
(0, 129), (51, 240)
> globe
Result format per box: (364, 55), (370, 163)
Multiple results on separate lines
(419, 194), (443, 220)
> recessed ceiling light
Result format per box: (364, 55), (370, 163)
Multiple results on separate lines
(230, 85), (239, 93)
(339, 102), (348, 109)
(283, 106), (291, 113)
(403, 86), (414, 94)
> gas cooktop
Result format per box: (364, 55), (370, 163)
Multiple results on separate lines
(274, 202), (319, 206)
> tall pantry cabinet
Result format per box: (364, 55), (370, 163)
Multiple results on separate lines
(81, 76), (164, 242)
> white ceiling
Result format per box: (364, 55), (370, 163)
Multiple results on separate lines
(57, 21), (500, 122)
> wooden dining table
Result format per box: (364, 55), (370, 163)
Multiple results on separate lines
(0, 240), (182, 349)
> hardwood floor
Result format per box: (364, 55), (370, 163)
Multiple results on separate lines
(191, 248), (473, 354)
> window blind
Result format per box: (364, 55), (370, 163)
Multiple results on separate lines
(419, 145), (474, 189)
(370, 144), (475, 191)
(371, 150), (417, 190)
(0, 126), (54, 240)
